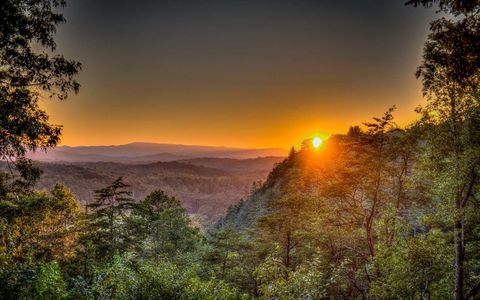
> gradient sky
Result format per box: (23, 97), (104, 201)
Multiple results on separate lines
(41, 0), (434, 149)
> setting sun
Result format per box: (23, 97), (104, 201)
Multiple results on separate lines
(312, 137), (323, 148)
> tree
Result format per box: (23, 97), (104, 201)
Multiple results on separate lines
(0, 183), (80, 262)
(257, 194), (319, 270)
(254, 243), (328, 300)
(126, 190), (199, 260)
(84, 178), (134, 263)
(407, 1), (480, 298)
(0, 0), (81, 197)
(89, 254), (238, 300)
(312, 109), (413, 296)
(204, 228), (260, 295)
(18, 261), (69, 300)
(371, 229), (453, 299)
(0, 184), (80, 300)
(406, 0), (480, 15)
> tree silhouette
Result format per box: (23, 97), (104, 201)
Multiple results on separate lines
(0, 0), (81, 197)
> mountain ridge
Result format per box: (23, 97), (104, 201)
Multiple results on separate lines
(27, 142), (288, 162)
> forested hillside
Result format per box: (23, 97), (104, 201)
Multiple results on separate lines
(0, 157), (281, 226)
(212, 108), (480, 298)
(217, 130), (415, 231)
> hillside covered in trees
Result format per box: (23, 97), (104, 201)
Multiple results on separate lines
(0, 157), (282, 226)
(2, 0), (480, 299)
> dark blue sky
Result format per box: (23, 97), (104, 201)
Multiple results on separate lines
(46, 0), (435, 148)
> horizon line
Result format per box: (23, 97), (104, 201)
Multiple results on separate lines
(56, 141), (290, 151)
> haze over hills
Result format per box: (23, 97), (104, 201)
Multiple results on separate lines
(22, 157), (283, 227)
(17, 145), (287, 226)
(26, 142), (288, 162)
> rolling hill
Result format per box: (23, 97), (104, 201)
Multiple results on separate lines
(2, 156), (285, 227)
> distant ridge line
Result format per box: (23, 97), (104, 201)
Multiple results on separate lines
(26, 142), (288, 162)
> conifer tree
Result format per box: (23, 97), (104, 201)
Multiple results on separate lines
(85, 178), (134, 262)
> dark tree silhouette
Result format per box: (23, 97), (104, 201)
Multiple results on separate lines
(0, 0), (81, 196)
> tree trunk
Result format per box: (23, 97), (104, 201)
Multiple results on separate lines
(450, 93), (464, 300)
(454, 216), (465, 300)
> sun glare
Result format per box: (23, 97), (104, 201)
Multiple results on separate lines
(312, 137), (322, 148)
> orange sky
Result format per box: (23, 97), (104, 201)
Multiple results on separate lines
(41, 86), (425, 149)
(41, 0), (432, 149)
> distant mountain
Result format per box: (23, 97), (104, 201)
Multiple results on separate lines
(26, 142), (288, 162)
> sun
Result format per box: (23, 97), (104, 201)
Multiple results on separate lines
(312, 137), (322, 148)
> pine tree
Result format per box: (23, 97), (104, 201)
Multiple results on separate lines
(84, 178), (134, 262)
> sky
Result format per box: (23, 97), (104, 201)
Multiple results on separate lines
(41, 0), (435, 149)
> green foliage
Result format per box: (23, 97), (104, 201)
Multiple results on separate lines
(371, 230), (453, 299)
(19, 261), (69, 300)
(409, 0), (480, 296)
(90, 255), (137, 300)
(134, 259), (238, 300)
(0, 261), (68, 300)
(0, 184), (80, 262)
(84, 178), (134, 262)
(257, 194), (322, 269)
(2, 113), (480, 299)
(254, 244), (288, 299)
(87, 254), (238, 300)
(203, 228), (260, 295)
(255, 244), (328, 300)
(126, 190), (199, 260)
(71, 183), (239, 299)
(217, 109), (442, 298)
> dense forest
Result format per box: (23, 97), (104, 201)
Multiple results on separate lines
(2, 0), (480, 299)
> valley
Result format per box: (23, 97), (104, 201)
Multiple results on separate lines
(16, 155), (285, 226)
